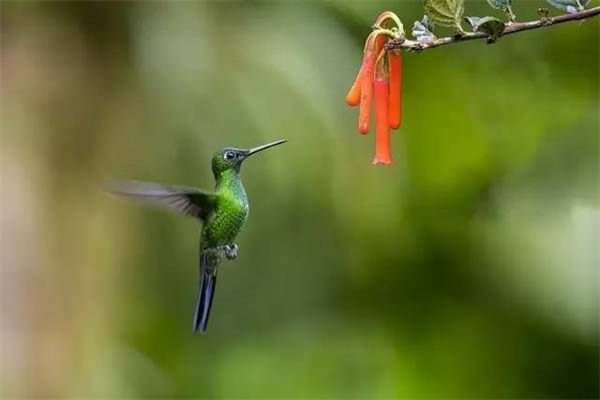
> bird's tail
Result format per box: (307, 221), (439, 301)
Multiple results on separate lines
(193, 252), (218, 333)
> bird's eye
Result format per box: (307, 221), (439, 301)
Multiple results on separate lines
(224, 151), (235, 160)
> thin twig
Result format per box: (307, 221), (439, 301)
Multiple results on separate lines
(386, 5), (600, 52)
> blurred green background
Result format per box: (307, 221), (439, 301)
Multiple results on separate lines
(1, 1), (598, 398)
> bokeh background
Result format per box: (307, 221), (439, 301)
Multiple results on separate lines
(1, 1), (598, 398)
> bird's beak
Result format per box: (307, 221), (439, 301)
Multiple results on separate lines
(244, 139), (287, 159)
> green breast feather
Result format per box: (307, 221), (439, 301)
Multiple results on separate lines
(203, 195), (249, 247)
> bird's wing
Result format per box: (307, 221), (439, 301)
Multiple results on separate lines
(105, 180), (217, 220)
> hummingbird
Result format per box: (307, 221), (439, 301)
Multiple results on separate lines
(107, 139), (287, 333)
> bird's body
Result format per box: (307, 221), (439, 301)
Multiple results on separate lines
(203, 169), (249, 254)
(107, 139), (286, 333)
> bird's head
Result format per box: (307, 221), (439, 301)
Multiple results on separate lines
(211, 139), (287, 178)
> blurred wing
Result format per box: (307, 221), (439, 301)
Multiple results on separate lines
(106, 180), (217, 220)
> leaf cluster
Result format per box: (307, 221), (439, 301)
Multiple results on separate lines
(411, 0), (592, 44)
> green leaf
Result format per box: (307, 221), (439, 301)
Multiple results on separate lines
(485, 0), (516, 22)
(545, 0), (584, 13)
(412, 15), (436, 41)
(464, 16), (482, 30)
(424, 0), (465, 28)
(464, 16), (505, 42)
(477, 17), (505, 41)
(486, 0), (511, 10)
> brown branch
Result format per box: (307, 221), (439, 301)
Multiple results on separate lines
(386, 5), (600, 52)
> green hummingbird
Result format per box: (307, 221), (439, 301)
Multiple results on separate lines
(107, 139), (287, 333)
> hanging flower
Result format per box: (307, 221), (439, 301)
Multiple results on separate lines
(388, 51), (402, 131)
(373, 55), (392, 165)
(345, 12), (404, 166)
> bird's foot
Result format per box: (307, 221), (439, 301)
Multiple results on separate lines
(224, 244), (238, 260)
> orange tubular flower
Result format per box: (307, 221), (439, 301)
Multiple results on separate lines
(358, 33), (376, 134)
(358, 33), (386, 134)
(388, 51), (402, 130)
(372, 63), (393, 165)
(345, 66), (362, 107)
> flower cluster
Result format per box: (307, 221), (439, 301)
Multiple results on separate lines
(346, 12), (404, 166)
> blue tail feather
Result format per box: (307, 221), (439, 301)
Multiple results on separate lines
(193, 252), (217, 333)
